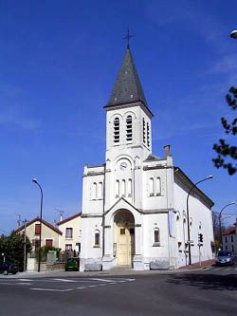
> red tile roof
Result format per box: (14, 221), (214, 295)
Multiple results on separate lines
(222, 227), (236, 236)
(15, 217), (62, 235)
(57, 212), (81, 226)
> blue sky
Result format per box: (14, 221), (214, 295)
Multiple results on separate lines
(1, 0), (237, 234)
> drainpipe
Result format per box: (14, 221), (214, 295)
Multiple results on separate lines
(102, 163), (106, 257)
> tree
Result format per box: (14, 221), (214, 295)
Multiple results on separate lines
(213, 86), (237, 175)
(0, 232), (32, 271)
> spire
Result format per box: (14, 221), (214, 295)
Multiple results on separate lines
(106, 47), (151, 114)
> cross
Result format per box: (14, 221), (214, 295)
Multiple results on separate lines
(123, 27), (134, 49)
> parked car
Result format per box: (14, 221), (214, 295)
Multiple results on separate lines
(0, 262), (18, 275)
(215, 251), (235, 266)
(65, 257), (79, 271)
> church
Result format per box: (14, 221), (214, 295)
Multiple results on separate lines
(80, 43), (214, 271)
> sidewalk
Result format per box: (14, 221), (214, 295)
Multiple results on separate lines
(179, 259), (215, 270)
(0, 259), (215, 279)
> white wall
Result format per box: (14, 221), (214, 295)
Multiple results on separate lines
(58, 215), (81, 252)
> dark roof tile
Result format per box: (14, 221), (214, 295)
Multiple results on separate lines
(106, 48), (151, 114)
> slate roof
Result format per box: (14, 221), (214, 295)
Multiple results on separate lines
(105, 48), (152, 115)
(144, 154), (161, 162)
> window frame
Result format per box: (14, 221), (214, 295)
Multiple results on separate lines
(45, 239), (53, 248)
(65, 227), (73, 239)
(126, 115), (133, 142)
(153, 228), (160, 246)
(94, 230), (100, 247)
(113, 117), (120, 143)
(35, 223), (41, 236)
(147, 122), (150, 147)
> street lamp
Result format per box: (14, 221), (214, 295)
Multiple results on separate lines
(218, 201), (236, 248)
(32, 178), (43, 272)
(186, 175), (213, 265)
(23, 219), (28, 272)
(230, 30), (237, 39)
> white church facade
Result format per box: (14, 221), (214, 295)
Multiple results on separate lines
(80, 46), (214, 271)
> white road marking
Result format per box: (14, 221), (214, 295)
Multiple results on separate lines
(0, 277), (136, 293)
(18, 279), (32, 282)
(31, 287), (73, 292)
(72, 280), (93, 282)
(89, 278), (116, 283)
(52, 278), (77, 283)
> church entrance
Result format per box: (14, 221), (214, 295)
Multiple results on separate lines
(114, 210), (135, 266)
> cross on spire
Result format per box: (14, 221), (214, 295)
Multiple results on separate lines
(123, 27), (133, 49)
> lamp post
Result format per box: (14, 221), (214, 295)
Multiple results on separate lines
(186, 175), (213, 265)
(32, 178), (43, 272)
(230, 30), (237, 39)
(23, 219), (28, 272)
(218, 202), (236, 248)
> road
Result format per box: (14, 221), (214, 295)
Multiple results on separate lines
(0, 266), (237, 316)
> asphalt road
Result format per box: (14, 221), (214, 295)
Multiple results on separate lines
(0, 267), (237, 316)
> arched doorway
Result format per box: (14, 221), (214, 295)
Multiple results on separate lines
(114, 210), (135, 266)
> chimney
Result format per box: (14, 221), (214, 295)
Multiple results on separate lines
(164, 145), (171, 158)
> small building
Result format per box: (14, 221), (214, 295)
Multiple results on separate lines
(57, 212), (81, 256)
(15, 217), (62, 252)
(222, 223), (237, 254)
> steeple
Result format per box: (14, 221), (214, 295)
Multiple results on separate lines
(105, 47), (152, 116)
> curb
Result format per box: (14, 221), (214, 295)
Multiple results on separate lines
(0, 266), (212, 279)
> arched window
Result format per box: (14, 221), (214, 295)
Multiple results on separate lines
(128, 178), (132, 197)
(156, 177), (161, 195)
(143, 118), (146, 143)
(121, 179), (126, 196)
(147, 122), (150, 147)
(98, 182), (103, 199)
(114, 117), (120, 143)
(126, 115), (133, 141)
(149, 177), (154, 196)
(94, 230), (100, 247)
(115, 180), (120, 197)
(92, 182), (97, 199)
(154, 228), (160, 243)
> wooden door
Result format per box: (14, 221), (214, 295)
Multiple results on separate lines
(117, 226), (131, 266)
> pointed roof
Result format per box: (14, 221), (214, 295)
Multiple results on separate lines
(57, 212), (81, 226)
(105, 48), (153, 116)
(15, 217), (62, 235)
(144, 154), (161, 162)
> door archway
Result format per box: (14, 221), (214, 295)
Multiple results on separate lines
(114, 210), (135, 266)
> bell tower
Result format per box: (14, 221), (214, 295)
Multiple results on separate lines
(104, 47), (153, 164)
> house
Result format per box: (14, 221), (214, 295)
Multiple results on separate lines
(222, 223), (237, 254)
(57, 212), (81, 256)
(79, 44), (215, 271)
(15, 217), (62, 253)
